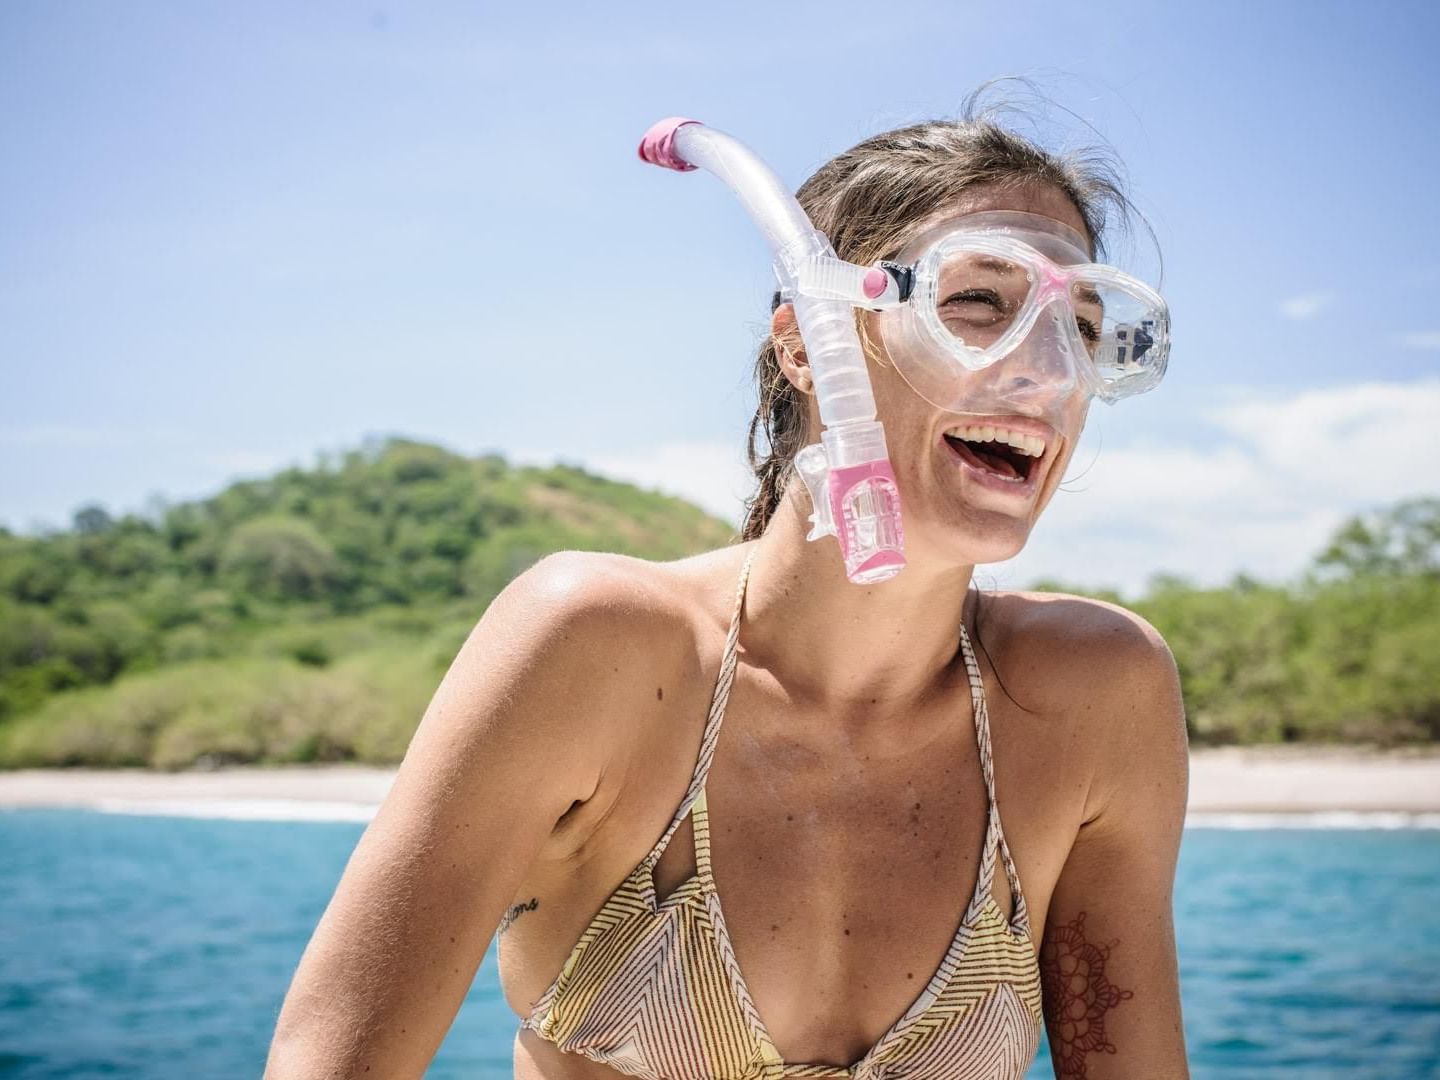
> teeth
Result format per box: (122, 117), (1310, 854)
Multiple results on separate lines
(944, 424), (1047, 458)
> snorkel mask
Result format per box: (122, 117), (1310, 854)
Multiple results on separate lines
(877, 209), (1168, 414)
(638, 117), (1170, 583)
(873, 209), (1169, 488)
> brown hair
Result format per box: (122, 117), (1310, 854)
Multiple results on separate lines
(740, 88), (1143, 541)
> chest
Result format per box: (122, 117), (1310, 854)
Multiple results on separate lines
(503, 658), (1086, 1068)
(644, 676), (1074, 1065)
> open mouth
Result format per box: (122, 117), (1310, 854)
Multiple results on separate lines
(942, 423), (1045, 485)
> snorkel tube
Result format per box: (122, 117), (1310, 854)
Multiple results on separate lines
(638, 117), (907, 585)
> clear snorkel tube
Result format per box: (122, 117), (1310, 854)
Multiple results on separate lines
(638, 117), (907, 585)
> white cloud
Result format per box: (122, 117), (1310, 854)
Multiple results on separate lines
(587, 442), (754, 523)
(204, 449), (301, 476)
(516, 440), (753, 525)
(1278, 292), (1333, 320)
(985, 377), (1440, 594)
(1396, 331), (1440, 350)
(505, 378), (1440, 597)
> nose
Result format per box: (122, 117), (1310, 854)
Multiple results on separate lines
(982, 302), (1089, 410)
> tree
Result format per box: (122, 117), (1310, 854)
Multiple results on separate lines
(1316, 497), (1440, 579)
(218, 516), (340, 602)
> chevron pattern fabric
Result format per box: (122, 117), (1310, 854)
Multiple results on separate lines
(520, 549), (1044, 1078)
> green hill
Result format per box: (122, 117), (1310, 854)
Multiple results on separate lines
(1, 437), (1435, 766)
(0, 436), (735, 768)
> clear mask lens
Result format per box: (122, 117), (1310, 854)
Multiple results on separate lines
(905, 227), (1169, 408)
(932, 249), (1036, 353)
(1074, 275), (1169, 400)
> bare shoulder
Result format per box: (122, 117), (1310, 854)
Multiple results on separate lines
(983, 586), (1178, 702)
(489, 548), (696, 655)
(475, 546), (734, 764)
(264, 550), (723, 1075)
(981, 587), (1187, 817)
(480, 548), (701, 732)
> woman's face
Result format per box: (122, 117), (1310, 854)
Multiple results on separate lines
(794, 183), (1097, 570)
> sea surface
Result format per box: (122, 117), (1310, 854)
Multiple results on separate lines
(2, 806), (1438, 1079)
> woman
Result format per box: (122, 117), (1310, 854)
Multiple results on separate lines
(267, 106), (1189, 1080)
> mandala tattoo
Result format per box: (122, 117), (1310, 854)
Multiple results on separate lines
(1040, 911), (1134, 1079)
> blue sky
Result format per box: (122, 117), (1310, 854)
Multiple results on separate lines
(3, 0), (1437, 594)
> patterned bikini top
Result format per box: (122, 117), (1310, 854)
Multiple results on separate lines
(520, 549), (1044, 1079)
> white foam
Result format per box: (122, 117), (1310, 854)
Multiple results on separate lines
(91, 798), (378, 823)
(1186, 810), (1440, 830)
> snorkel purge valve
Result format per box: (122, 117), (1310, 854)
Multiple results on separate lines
(638, 117), (908, 585)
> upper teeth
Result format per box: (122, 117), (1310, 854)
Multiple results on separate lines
(945, 425), (1046, 457)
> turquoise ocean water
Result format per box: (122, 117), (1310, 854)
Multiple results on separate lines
(2, 807), (1437, 1079)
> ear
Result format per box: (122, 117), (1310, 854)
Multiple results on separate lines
(770, 302), (813, 395)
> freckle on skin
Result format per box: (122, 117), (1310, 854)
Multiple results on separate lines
(657, 686), (664, 701)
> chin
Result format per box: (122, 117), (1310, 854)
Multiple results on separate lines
(914, 510), (1034, 568)
(954, 532), (1030, 567)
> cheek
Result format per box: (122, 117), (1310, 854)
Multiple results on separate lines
(1034, 403), (1092, 512)
(862, 324), (924, 419)
(867, 356), (934, 458)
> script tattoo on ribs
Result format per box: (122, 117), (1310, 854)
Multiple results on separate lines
(1040, 911), (1134, 1079)
(498, 897), (539, 935)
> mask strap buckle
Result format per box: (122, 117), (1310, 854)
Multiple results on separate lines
(791, 256), (908, 309)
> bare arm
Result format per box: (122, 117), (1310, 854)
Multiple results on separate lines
(1041, 608), (1190, 1079)
(265, 552), (658, 1079)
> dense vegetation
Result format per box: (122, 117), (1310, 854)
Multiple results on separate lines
(1034, 497), (1439, 746)
(0, 437), (1434, 767)
(0, 437), (734, 768)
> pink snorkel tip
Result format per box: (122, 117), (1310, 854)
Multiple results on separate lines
(638, 117), (702, 172)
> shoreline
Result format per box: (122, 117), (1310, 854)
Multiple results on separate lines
(2, 748), (1439, 824)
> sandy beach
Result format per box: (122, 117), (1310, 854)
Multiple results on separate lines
(1, 747), (1438, 821)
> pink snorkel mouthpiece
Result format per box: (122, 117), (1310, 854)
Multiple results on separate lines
(637, 116), (907, 585)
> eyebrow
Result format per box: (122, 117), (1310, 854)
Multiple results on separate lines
(971, 256), (1019, 275)
(1072, 283), (1104, 308)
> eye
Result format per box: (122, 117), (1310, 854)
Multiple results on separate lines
(939, 288), (1012, 326)
(1075, 315), (1101, 344)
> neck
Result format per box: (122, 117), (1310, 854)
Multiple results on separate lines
(741, 485), (976, 715)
